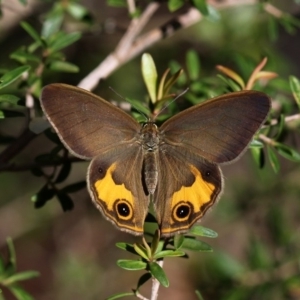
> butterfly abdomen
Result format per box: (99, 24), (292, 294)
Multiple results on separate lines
(141, 122), (160, 195)
(143, 152), (158, 194)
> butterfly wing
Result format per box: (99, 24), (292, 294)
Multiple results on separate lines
(154, 148), (222, 237)
(88, 144), (148, 235)
(155, 91), (270, 236)
(41, 84), (148, 235)
(40, 83), (141, 159)
(160, 91), (271, 164)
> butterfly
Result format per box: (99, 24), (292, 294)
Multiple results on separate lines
(40, 83), (270, 237)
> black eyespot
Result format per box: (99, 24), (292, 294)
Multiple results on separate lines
(205, 170), (211, 176)
(98, 167), (103, 174)
(176, 205), (190, 219)
(117, 202), (130, 217)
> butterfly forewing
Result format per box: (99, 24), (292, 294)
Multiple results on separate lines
(160, 90), (271, 164)
(41, 83), (141, 159)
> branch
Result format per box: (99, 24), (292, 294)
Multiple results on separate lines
(0, 156), (82, 172)
(79, 0), (262, 91)
(150, 260), (163, 300)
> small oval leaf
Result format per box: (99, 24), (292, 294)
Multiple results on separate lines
(289, 75), (300, 110)
(117, 259), (147, 271)
(182, 238), (213, 252)
(0, 66), (30, 89)
(153, 250), (185, 259)
(148, 262), (169, 287)
(189, 225), (218, 238)
(141, 53), (157, 103)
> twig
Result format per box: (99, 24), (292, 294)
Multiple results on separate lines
(263, 2), (284, 18)
(136, 291), (148, 300)
(78, 0), (265, 91)
(78, 2), (160, 90)
(0, 156), (82, 172)
(0, 128), (36, 164)
(150, 260), (163, 300)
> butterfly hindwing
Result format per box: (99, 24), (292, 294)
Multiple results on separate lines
(154, 146), (222, 237)
(88, 144), (149, 235)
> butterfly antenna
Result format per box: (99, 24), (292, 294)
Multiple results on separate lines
(155, 87), (189, 119)
(109, 87), (148, 121)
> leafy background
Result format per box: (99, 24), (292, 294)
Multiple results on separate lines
(0, 0), (300, 299)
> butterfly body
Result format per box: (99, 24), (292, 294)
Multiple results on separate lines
(41, 84), (271, 237)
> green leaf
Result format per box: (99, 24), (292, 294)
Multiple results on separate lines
(67, 3), (89, 20)
(195, 290), (204, 300)
(274, 142), (300, 162)
(186, 50), (200, 81)
(273, 114), (285, 140)
(169, 60), (187, 86)
(20, 22), (44, 46)
(3, 271), (39, 285)
(106, 0), (127, 7)
(32, 184), (55, 208)
(289, 75), (300, 110)
(0, 66), (30, 89)
(126, 97), (150, 116)
(42, 12), (64, 38)
(0, 94), (20, 104)
(8, 286), (34, 300)
(162, 68), (183, 97)
(61, 181), (86, 194)
(7, 238), (16, 272)
(49, 32), (81, 52)
(0, 256), (5, 273)
(10, 49), (40, 64)
(268, 15), (279, 41)
(182, 238), (213, 252)
(107, 292), (135, 300)
(168, 0), (185, 12)
(216, 75), (241, 92)
(117, 260), (147, 271)
(115, 243), (137, 255)
(153, 250), (185, 259)
(141, 53), (157, 103)
(251, 147), (265, 169)
(174, 234), (185, 249)
(250, 139), (264, 148)
(192, 0), (209, 16)
(48, 61), (79, 73)
(133, 244), (149, 260)
(137, 273), (152, 289)
(267, 146), (280, 173)
(148, 262), (169, 287)
(55, 162), (72, 183)
(189, 225), (218, 238)
(56, 192), (74, 211)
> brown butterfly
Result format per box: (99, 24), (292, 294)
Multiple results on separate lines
(40, 84), (270, 237)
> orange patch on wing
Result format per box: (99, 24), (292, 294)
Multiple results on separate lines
(94, 163), (134, 210)
(94, 163), (143, 233)
(171, 164), (216, 222)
